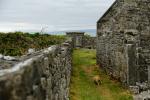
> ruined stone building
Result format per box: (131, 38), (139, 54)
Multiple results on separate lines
(66, 32), (85, 48)
(66, 32), (96, 49)
(96, 0), (150, 86)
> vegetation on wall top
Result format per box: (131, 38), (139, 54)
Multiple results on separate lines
(0, 32), (65, 56)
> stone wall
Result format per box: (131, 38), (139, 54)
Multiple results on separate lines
(66, 32), (96, 49)
(97, 0), (150, 88)
(0, 41), (73, 100)
(83, 36), (96, 49)
(66, 32), (84, 48)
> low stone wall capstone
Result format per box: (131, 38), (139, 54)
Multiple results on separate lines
(0, 41), (73, 100)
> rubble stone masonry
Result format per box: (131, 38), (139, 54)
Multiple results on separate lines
(0, 41), (73, 100)
(97, 0), (150, 87)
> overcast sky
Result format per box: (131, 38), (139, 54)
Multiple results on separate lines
(0, 0), (115, 32)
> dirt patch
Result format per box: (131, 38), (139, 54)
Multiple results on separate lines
(82, 65), (99, 75)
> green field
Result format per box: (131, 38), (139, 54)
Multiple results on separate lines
(70, 49), (133, 100)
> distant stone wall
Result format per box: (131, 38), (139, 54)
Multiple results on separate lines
(83, 36), (96, 49)
(0, 41), (73, 100)
(66, 32), (84, 48)
(66, 32), (96, 49)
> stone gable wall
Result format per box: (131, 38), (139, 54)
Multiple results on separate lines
(97, 0), (150, 87)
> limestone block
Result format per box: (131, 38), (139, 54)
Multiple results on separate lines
(41, 77), (47, 89)
(3, 56), (16, 61)
(28, 48), (35, 54)
(129, 86), (140, 94)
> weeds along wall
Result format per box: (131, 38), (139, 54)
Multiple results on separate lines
(0, 41), (73, 100)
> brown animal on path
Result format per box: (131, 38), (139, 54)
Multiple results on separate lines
(92, 75), (101, 86)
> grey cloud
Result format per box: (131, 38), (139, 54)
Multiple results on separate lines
(0, 0), (115, 32)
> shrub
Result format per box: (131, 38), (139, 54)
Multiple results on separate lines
(0, 32), (65, 56)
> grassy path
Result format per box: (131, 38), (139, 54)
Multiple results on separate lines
(69, 49), (133, 100)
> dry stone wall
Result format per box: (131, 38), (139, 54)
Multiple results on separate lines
(83, 36), (96, 49)
(0, 41), (73, 100)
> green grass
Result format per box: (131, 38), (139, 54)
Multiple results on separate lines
(70, 49), (133, 100)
